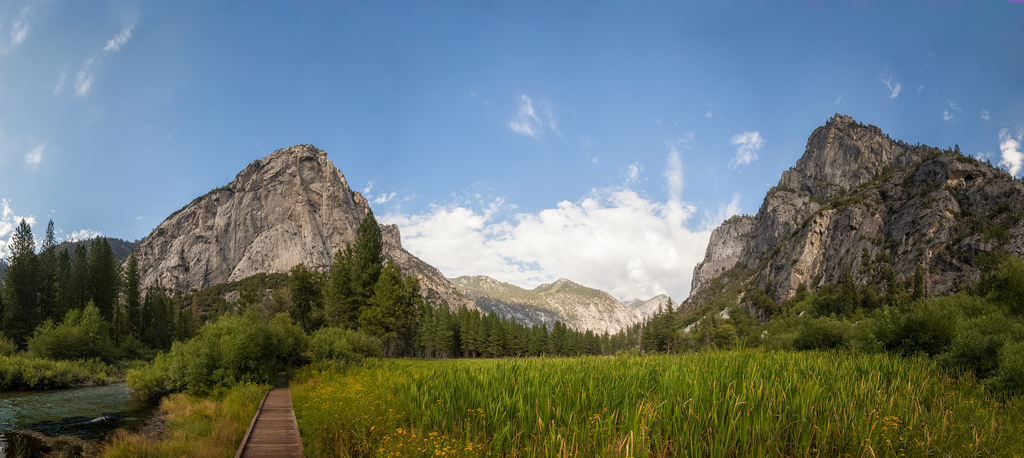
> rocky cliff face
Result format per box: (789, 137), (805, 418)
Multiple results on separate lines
(134, 144), (472, 309)
(690, 114), (1024, 307)
(452, 276), (642, 334)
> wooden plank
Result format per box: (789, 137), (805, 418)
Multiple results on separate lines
(236, 372), (304, 458)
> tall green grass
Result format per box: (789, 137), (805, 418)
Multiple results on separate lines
(292, 351), (1024, 457)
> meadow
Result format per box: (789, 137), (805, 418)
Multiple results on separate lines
(291, 351), (1024, 457)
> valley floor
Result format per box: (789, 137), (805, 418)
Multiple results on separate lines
(291, 352), (1024, 457)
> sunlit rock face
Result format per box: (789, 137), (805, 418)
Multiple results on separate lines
(690, 114), (1024, 305)
(134, 144), (472, 309)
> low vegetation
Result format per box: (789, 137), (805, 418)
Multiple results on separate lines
(0, 354), (116, 390)
(100, 381), (266, 458)
(292, 352), (1024, 457)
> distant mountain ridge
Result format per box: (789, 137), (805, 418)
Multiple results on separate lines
(452, 275), (645, 334)
(52, 237), (138, 261)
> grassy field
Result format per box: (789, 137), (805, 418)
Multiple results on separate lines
(291, 351), (1024, 457)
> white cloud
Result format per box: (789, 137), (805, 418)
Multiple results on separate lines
(998, 128), (1023, 176)
(917, 84), (924, 95)
(508, 94), (559, 140)
(69, 228), (102, 242)
(103, 26), (133, 53)
(75, 58), (96, 98)
(881, 75), (902, 99)
(383, 149), (710, 302)
(373, 192), (396, 204)
(701, 193), (742, 231)
(0, 199), (38, 260)
(24, 144), (43, 168)
(705, 103), (716, 118)
(729, 131), (764, 168)
(980, 110), (990, 121)
(942, 110), (953, 122)
(834, 95), (843, 105)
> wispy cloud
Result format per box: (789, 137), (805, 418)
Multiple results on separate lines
(373, 192), (396, 204)
(999, 128), (1023, 176)
(917, 84), (924, 95)
(508, 94), (559, 139)
(103, 27), (133, 53)
(705, 103), (716, 118)
(53, 69), (67, 95)
(625, 163), (641, 185)
(729, 131), (764, 168)
(75, 58), (96, 98)
(834, 95), (843, 105)
(24, 144), (43, 168)
(509, 95), (542, 138)
(881, 75), (902, 99)
(382, 145), (709, 301)
(11, 6), (31, 47)
(943, 99), (962, 123)
(980, 110), (991, 121)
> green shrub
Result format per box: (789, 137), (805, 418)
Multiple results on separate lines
(0, 354), (114, 390)
(874, 296), (963, 356)
(0, 333), (16, 356)
(127, 309), (308, 402)
(986, 340), (1024, 397)
(793, 316), (849, 350)
(27, 304), (115, 361)
(991, 257), (1024, 315)
(306, 327), (382, 364)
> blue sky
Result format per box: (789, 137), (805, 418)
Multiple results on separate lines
(1, 1), (1022, 301)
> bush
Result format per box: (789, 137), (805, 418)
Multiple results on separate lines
(793, 317), (850, 350)
(0, 354), (114, 390)
(986, 340), (1024, 397)
(874, 296), (964, 357)
(127, 308), (308, 402)
(0, 333), (16, 356)
(27, 304), (115, 361)
(306, 327), (382, 364)
(991, 257), (1024, 315)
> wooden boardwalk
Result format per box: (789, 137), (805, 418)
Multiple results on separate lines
(236, 372), (304, 458)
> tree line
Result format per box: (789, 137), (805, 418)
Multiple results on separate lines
(0, 219), (191, 354)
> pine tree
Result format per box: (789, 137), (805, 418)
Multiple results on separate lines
(37, 220), (58, 322)
(70, 244), (90, 310)
(88, 238), (121, 342)
(54, 248), (73, 317)
(2, 220), (39, 346)
(326, 210), (384, 328)
(123, 252), (142, 339)
(289, 263), (322, 332)
(359, 262), (417, 356)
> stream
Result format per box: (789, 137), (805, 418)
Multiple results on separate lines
(0, 384), (156, 457)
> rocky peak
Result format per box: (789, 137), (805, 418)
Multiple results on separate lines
(133, 144), (473, 310)
(688, 115), (1024, 313)
(779, 114), (919, 199)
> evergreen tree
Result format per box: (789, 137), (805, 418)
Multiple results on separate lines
(2, 220), (39, 346)
(70, 244), (90, 310)
(359, 262), (418, 356)
(142, 285), (171, 350)
(289, 263), (323, 332)
(54, 248), (73, 316)
(123, 252), (142, 339)
(88, 238), (121, 341)
(37, 220), (58, 322)
(326, 210), (384, 328)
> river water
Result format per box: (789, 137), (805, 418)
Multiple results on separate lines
(0, 384), (156, 457)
